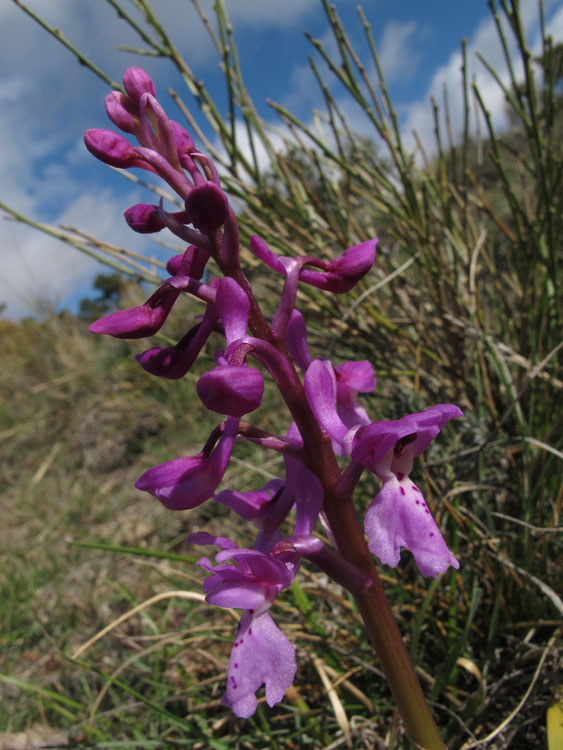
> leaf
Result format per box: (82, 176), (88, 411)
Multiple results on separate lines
(547, 696), (563, 750)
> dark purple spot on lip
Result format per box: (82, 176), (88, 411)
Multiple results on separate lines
(248, 627), (252, 636)
(400, 487), (405, 495)
(425, 509), (430, 514)
(239, 638), (243, 644)
(412, 485), (420, 493)
(233, 642), (239, 647)
(429, 533), (434, 537)
(415, 500), (420, 505)
(234, 663), (238, 668)
(230, 676), (236, 683)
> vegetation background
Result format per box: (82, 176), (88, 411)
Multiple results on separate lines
(1, 1), (561, 748)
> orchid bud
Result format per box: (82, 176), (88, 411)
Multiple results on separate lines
(165, 246), (210, 278)
(105, 91), (137, 133)
(124, 204), (165, 234)
(166, 254), (184, 276)
(136, 300), (218, 379)
(185, 182), (230, 234)
(135, 417), (238, 510)
(88, 283), (180, 339)
(197, 366), (264, 417)
(83, 129), (137, 168)
(170, 120), (195, 154)
(122, 66), (156, 105)
(299, 239), (377, 293)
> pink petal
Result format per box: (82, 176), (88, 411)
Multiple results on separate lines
(364, 476), (459, 578)
(222, 611), (296, 718)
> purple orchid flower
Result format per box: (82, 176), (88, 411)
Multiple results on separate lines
(86, 65), (465, 737)
(216, 449), (323, 555)
(250, 236), (377, 294)
(305, 359), (462, 577)
(136, 282), (219, 379)
(214, 479), (284, 521)
(135, 417), (238, 509)
(187, 533), (297, 718)
(289, 318), (374, 433)
(197, 365), (264, 417)
(196, 278), (266, 417)
(89, 281), (181, 339)
(122, 66), (156, 103)
(123, 204), (190, 235)
(351, 406), (462, 577)
(184, 181), (230, 233)
(83, 129), (148, 170)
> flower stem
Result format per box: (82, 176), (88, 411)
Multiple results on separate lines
(323, 484), (447, 750)
(245, 292), (447, 748)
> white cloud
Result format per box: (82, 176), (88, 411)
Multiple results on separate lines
(209, 0), (319, 27)
(400, 0), (563, 155)
(0, 188), (147, 319)
(378, 20), (420, 83)
(0, 1), (215, 320)
(3, 0), (561, 319)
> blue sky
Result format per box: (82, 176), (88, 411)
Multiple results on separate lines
(1, 0), (562, 318)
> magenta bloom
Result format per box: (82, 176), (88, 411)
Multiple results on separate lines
(184, 182), (230, 234)
(286, 311), (374, 431)
(124, 204), (166, 234)
(353, 406), (463, 577)
(250, 236), (376, 293)
(215, 479), (284, 521)
(89, 282), (180, 339)
(298, 239), (377, 293)
(305, 358), (462, 577)
(135, 418), (238, 509)
(188, 533), (296, 718)
(83, 129), (140, 168)
(197, 365), (264, 417)
(105, 91), (137, 133)
(122, 66), (156, 104)
(136, 297), (218, 379)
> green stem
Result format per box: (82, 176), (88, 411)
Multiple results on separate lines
(268, 358), (446, 748)
(240, 271), (446, 748)
(323, 486), (447, 750)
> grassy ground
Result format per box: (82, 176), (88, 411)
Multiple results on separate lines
(0, 295), (560, 749)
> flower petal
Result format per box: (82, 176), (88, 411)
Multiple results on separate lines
(364, 476), (459, 577)
(135, 418), (238, 509)
(298, 239), (377, 293)
(205, 580), (268, 610)
(214, 480), (283, 520)
(304, 359), (348, 444)
(284, 310), (312, 371)
(197, 365), (264, 417)
(222, 610), (296, 718)
(334, 360), (375, 396)
(216, 277), (250, 345)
